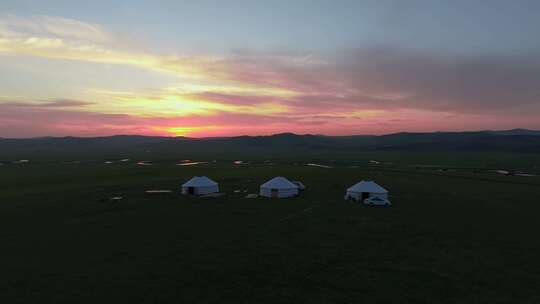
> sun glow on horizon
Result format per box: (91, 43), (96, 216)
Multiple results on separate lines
(153, 126), (217, 137)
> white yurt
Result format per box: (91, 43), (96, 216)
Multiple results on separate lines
(182, 176), (219, 195)
(260, 177), (299, 198)
(345, 180), (388, 202)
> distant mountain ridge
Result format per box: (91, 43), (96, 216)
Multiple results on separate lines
(1, 129), (540, 159)
(2, 128), (539, 141)
(488, 129), (540, 136)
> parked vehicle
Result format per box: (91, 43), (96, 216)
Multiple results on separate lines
(363, 196), (391, 206)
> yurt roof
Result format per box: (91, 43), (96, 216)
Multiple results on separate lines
(347, 180), (388, 193)
(261, 177), (298, 189)
(182, 176), (218, 187)
(292, 181), (306, 189)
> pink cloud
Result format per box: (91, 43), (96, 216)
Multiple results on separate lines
(218, 48), (540, 115)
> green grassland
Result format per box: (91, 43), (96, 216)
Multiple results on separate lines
(1, 155), (540, 303)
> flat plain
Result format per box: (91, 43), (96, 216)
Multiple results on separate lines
(1, 153), (540, 303)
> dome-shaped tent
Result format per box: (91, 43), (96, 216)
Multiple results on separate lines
(182, 176), (219, 195)
(260, 177), (299, 198)
(345, 180), (388, 202)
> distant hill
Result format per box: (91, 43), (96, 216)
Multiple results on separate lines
(488, 129), (540, 136)
(1, 130), (540, 159)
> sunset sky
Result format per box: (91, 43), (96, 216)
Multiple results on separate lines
(1, 0), (540, 137)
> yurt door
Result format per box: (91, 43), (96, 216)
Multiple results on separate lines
(361, 192), (370, 201)
(188, 187), (195, 194)
(271, 189), (278, 198)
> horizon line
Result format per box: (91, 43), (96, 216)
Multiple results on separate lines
(0, 128), (537, 140)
